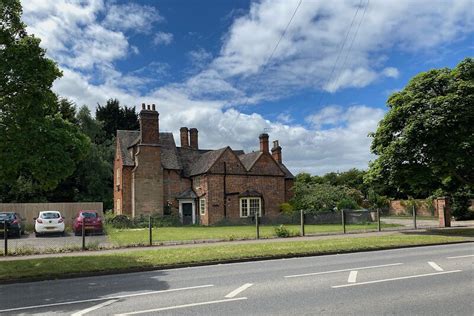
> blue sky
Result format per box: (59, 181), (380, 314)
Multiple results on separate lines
(23, 0), (474, 175)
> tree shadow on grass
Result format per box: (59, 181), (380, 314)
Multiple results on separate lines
(401, 227), (474, 238)
(0, 255), (171, 314)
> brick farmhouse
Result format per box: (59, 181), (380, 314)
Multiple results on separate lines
(114, 104), (294, 225)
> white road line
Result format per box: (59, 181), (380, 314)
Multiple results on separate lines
(428, 261), (444, 272)
(0, 284), (214, 313)
(332, 270), (462, 288)
(284, 262), (403, 278)
(71, 299), (118, 316)
(447, 254), (474, 259)
(225, 283), (253, 298)
(115, 297), (248, 315)
(347, 271), (358, 283)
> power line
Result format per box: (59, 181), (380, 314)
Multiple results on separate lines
(314, 0), (363, 111)
(330, 0), (369, 97)
(219, 0), (303, 147)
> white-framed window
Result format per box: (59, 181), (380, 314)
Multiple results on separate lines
(199, 198), (206, 215)
(240, 197), (261, 218)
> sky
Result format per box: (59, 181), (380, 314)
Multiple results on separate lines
(22, 0), (474, 175)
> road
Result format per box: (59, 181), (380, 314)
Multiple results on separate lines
(0, 243), (472, 315)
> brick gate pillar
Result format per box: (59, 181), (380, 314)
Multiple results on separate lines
(436, 197), (451, 227)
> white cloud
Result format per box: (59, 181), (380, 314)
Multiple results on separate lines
(21, 0), (474, 175)
(153, 32), (173, 46)
(102, 3), (163, 33)
(382, 67), (400, 78)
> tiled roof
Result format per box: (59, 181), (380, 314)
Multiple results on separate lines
(189, 147), (228, 176)
(279, 163), (295, 179)
(176, 188), (197, 199)
(238, 151), (262, 171)
(117, 130), (139, 166)
(116, 130), (181, 169)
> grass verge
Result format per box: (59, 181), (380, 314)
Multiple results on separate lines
(0, 229), (472, 283)
(106, 223), (401, 246)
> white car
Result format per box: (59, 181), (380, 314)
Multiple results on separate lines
(34, 211), (65, 236)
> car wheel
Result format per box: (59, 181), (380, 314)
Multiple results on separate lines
(74, 230), (80, 236)
(35, 232), (40, 237)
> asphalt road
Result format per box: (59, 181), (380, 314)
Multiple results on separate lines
(0, 243), (472, 315)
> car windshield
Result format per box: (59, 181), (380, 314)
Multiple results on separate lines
(81, 212), (97, 218)
(41, 212), (60, 219)
(0, 213), (14, 220)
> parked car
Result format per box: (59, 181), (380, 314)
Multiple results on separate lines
(0, 212), (25, 238)
(73, 211), (103, 236)
(34, 211), (65, 236)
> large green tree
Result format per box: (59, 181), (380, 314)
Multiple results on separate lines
(366, 58), (474, 198)
(96, 98), (139, 139)
(0, 0), (89, 194)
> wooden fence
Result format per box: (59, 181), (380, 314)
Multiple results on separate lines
(0, 202), (103, 226)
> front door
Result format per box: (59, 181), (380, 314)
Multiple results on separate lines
(182, 203), (193, 225)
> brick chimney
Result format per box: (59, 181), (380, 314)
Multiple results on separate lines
(139, 103), (159, 144)
(189, 128), (198, 150)
(180, 127), (189, 148)
(271, 140), (282, 163)
(259, 133), (269, 153)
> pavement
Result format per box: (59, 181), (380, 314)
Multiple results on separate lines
(0, 243), (472, 315)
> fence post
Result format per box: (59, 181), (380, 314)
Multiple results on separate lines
(149, 215), (153, 246)
(377, 208), (381, 232)
(300, 210), (305, 237)
(82, 221), (86, 251)
(342, 210), (346, 234)
(255, 212), (260, 240)
(4, 221), (7, 256)
(413, 205), (417, 229)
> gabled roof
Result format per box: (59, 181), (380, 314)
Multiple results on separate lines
(279, 163), (295, 179)
(116, 130), (181, 169)
(117, 130), (139, 166)
(176, 188), (197, 199)
(189, 147), (228, 176)
(238, 151), (262, 171)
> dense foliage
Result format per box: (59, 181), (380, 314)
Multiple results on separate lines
(291, 172), (364, 212)
(96, 98), (139, 139)
(0, 0), (90, 194)
(366, 58), (473, 198)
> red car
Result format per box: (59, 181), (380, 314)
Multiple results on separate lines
(73, 211), (103, 236)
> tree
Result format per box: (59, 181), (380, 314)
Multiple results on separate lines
(96, 98), (139, 139)
(366, 58), (474, 198)
(0, 0), (90, 193)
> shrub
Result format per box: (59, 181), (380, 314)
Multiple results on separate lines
(451, 187), (474, 220)
(336, 198), (358, 210)
(279, 203), (294, 215)
(274, 225), (291, 238)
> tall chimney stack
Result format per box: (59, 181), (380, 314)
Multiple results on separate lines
(180, 127), (189, 148)
(259, 133), (269, 153)
(271, 140), (282, 163)
(189, 128), (198, 150)
(139, 103), (159, 144)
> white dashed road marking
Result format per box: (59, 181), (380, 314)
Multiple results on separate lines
(115, 297), (248, 315)
(347, 271), (358, 283)
(71, 299), (118, 316)
(284, 263), (403, 278)
(447, 254), (474, 259)
(0, 284), (214, 313)
(428, 261), (444, 272)
(332, 270), (462, 288)
(225, 283), (254, 298)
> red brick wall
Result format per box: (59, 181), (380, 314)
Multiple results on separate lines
(122, 166), (133, 216)
(163, 169), (192, 214)
(193, 175), (209, 225)
(204, 174), (286, 225)
(113, 142), (123, 215)
(389, 199), (438, 217)
(247, 153), (285, 176)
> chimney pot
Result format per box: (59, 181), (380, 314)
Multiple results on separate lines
(152, 104), (156, 111)
(271, 139), (282, 163)
(259, 133), (269, 153)
(142, 103), (145, 110)
(147, 104), (150, 110)
(180, 127), (189, 148)
(189, 128), (199, 150)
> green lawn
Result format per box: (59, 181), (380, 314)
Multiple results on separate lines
(0, 230), (471, 282)
(106, 223), (401, 246)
